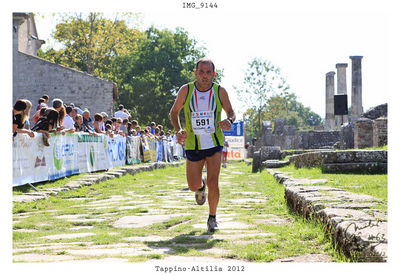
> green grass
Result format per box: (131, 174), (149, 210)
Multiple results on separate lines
(13, 162), (350, 262)
(277, 164), (387, 206)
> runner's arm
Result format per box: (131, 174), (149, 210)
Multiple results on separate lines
(170, 85), (189, 144)
(218, 86), (236, 131)
(170, 84), (188, 132)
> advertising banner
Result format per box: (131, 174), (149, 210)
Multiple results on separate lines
(222, 121), (246, 160)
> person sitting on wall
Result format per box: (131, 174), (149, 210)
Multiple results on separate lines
(31, 108), (59, 146)
(13, 99), (34, 138)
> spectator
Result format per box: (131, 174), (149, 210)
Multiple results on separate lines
(52, 98), (65, 130)
(63, 106), (75, 132)
(131, 120), (138, 129)
(21, 99), (32, 130)
(114, 117), (123, 135)
(35, 98), (46, 111)
(150, 122), (156, 134)
(32, 103), (47, 123)
(135, 126), (141, 136)
(105, 123), (114, 138)
(74, 104), (84, 115)
(31, 108), (59, 146)
(13, 99), (34, 138)
(93, 113), (105, 134)
(120, 118), (128, 136)
(82, 110), (93, 130)
(74, 114), (96, 136)
(42, 94), (49, 107)
(100, 112), (108, 131)
(114, 104), (131, 120)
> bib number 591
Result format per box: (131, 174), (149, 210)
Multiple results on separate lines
(196, 119), (209, 127)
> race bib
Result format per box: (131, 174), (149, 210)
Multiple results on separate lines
(191, 111), (215, 135)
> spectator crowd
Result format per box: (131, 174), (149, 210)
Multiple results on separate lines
(13, 95), (176, 147)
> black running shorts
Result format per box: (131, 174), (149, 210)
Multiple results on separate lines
(185, 146), (223, 162)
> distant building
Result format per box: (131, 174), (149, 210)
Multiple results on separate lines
(12, 13), (117, 120)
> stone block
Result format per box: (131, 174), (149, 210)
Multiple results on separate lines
(373, 117), (387, 147)
(355, 118), (374, 149)
(322, 162), (387, 174)
(260, 146), (281, 161)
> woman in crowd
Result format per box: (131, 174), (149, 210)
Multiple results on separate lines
(93, 113), (105, 134)
(13, 99), (34, 138)
(31, 108), (59, 146)
(21, 99), (32, 130)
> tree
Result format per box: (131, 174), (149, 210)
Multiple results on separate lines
(235, 58), (289, 138)
(111, 26), (222, 129)
(37, 12), (143, 79)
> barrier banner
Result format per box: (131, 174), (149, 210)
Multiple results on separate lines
(48, 132), (79, 180)
(77, 133), (108, 174)
(106, 135), (126, 168)
(126, 136), (141, 164)
(13, 132), (126, 187)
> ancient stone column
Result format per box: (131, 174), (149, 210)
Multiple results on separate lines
(336, 63), (349, 125)
(350, 56), (363, 122)
(325, 71), (335, 130)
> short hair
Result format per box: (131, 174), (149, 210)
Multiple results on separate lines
(14, 100), (27, 111)
(38, 98), (45, 104)
(66, 106), (73, 114)
(117, 118), (122, 123)
(111, 117), (117, 123)
(94, 113), (103, 122)
(122, 118), (128, 124)
(42, 94), (49, 100)
(39, 107), (48, 116)
(52, 98), (63, 109)
(75, 114), (82, 120)
(118, 104), (124, 110)
(131, 120), (138, 126)
(196, 58), (215, 72)
(150, 122), (156, 127)
(105, 119), (112, 126)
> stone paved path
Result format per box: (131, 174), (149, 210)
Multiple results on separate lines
(13, 162), (334, 263)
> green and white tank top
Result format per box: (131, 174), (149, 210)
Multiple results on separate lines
(183, 82), (224, 150)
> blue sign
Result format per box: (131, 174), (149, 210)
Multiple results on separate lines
(223, 121), (244, 137)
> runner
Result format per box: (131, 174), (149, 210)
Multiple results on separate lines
(170, 58), (236, 232)
(222, 139), (229, 168)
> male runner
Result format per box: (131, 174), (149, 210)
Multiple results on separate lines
(170, 58), (236, 232)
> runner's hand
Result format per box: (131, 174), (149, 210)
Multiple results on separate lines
(217, 119), (232, 131)
(176, 129), (187, 145)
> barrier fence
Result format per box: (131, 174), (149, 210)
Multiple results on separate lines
(13, 133), (185, 187)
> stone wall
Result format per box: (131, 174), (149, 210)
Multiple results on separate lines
(13, 52), (116, 121)
(294, 130), (340, 149)
(290, 150), (387, 174)
(361, 103), (387, 120)
(339, 123), (354, 149)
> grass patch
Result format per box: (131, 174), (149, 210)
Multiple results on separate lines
(277, 164), (387, 206)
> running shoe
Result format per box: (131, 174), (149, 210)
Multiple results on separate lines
(207, 216), (219, 232)
(195, 176), (207, 205)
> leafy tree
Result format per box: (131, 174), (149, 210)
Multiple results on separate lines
(37, 12), (143, 79)
(111, 26), (223, 129)
(235, 57), (289, 138)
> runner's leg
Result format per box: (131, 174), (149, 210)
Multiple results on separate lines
(186, 158), (206, 192)
(205, 151), (222, 215)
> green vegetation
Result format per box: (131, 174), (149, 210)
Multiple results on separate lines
(13, 162), (349, 262)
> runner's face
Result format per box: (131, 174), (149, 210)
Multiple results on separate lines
(195, 62), (215, 88)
